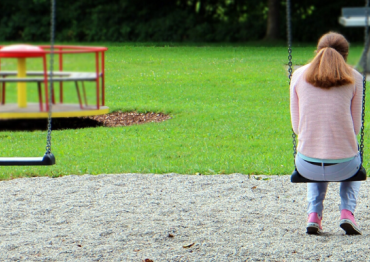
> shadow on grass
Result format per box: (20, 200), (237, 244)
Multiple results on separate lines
(0, 112), (172, 131)
(0, 118), (103, 131)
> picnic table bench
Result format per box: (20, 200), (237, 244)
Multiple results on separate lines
(339, 7), (370, 72)
(339, 7), (370, 26)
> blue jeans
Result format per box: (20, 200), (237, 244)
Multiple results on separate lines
(307, 181), (361, 216)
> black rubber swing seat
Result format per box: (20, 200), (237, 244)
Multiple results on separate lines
(0, 153), (55, 166)
(291, 166), (367, 183)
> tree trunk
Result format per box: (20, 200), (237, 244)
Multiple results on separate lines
(264, 0), (280, 40)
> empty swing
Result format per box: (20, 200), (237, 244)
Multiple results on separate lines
(287, 0), (368, 183)
(0, 0), (56, 166)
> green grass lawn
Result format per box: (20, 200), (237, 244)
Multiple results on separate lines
(0, 42), (366, 179)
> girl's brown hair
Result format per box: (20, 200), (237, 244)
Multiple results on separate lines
(305, 32), (354, 88)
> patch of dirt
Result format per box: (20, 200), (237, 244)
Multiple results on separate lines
(87, 112), (171, 127)
(0, 112), (171, 131)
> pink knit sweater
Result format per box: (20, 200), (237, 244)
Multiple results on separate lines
(290, 64), (363, 159)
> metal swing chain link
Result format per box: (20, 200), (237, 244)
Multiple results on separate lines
(46, 0), (56, 155)
(361, 0), (370, 162)
(286, 0), (297, 162)
(286, 0), (293, 82)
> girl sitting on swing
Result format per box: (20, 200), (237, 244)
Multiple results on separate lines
(290, 32), (363, 235)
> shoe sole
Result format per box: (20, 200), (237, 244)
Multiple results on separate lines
(306, 222), (322, 235)
(340, 219), (362, 235)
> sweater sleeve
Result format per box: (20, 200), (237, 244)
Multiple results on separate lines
(290, 69), (300, 134)
(351, 70), (363, 135)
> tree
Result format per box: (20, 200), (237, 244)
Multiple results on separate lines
(264, 0), (280, 40)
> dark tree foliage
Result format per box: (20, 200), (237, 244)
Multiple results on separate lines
(289, 0), (365, 43)
(0, 0), (367, 42)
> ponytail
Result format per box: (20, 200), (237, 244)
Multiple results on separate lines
(305, 47), (354, 88)
(305, 32), (355, 89)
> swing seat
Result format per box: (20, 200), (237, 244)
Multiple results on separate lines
(291, 166), (367, 183)
(0, 153), (55, 166)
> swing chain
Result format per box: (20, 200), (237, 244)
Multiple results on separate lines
(361, 83), (366, 162)
(46, 0), (56, 155)
(360, 0), (370, 162)
(286, 0), (297, 160)
(292, 130), (297, 158)
(286, 0), (293, 82)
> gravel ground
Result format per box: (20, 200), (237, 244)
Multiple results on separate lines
(0, 173), (369, 261)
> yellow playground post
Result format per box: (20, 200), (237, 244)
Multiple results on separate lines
(17, 58), (27, 107)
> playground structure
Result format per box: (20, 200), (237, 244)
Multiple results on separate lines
(0, 44), (109, 119)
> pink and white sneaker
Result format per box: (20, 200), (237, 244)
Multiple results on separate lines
(307, 212), (323, 234)
(340, 209), (362, 235)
